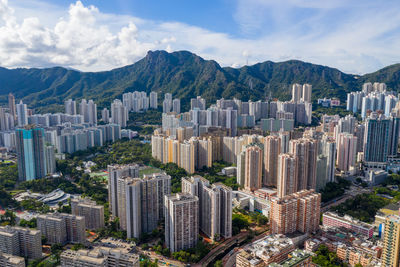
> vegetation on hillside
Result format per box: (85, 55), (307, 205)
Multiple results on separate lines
(3, 50), (397, 113)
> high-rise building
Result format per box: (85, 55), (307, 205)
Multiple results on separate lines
(191, 96), (206, 110)
(79, 99), (97, 125)
(150, 92), (158, 109)
(279, 131), (290, 153)
(302, 84), (312, 103)
(163, 93), (173, 113)
(0, 226), (42, 259)
(101, 108), (110, 123)
(182, 176), (232, 240)
(264, 136), (281, 187)
(71, 198), (105, 230)
(289, 138), (317, 191)
(16, 101), (28, 127)
(244, 145), (263, 191)
(172, 98), (181, 114)
(179, 140), (196, 174)
(108, 166), (170, 238)
(45, 145), (56, 175)
(107, 164), (140, 218)
(364, 113), (390, 163)
(270, 190), (321, 235)
(389, 116), (400, 157)
(37, 213), (85, 245)
(8, 93), (16, 120)
(277, 153), (297, 197)
(0, 108), (14, 131)
(197, 138), (212, 169)
(334, 115), (356, 141)
(236, 150), (246, 186)
(164, 193), (199, 252)
(64, 99), (77, 115)
(336, 133), (357, 172)
(111, 99), (128, 128)
(123, 173), (171, 238)
(382, 215), (400, 267)
(122, 91), (149, 112)
(16, 127), (49, 181)
(292, 84), (302, 102)
(320, 136), (336, 184)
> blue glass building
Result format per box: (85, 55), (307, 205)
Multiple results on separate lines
(16, 127), (47, 181)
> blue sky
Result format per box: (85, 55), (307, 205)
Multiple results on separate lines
(1, 0), (400, 73)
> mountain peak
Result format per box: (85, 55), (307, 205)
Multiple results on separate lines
(0, 50), (399, 113)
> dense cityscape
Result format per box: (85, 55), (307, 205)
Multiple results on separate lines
(2, 0), (400, 267)
(0, 80), (398, 267)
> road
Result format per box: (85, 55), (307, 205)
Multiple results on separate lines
(192, 232), (249, 267)
(223, 250), (238, 267)
(221, 231), (269, 267)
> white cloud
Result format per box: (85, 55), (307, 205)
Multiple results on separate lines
(0, 0), (399, 74)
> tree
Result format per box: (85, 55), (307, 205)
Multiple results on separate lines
(19, 218), (37, 228)
(232, 213), (250, 235)
(72, 243), (85, 251)
(1, 210), (16, 225)
(214, 260), (223, 267)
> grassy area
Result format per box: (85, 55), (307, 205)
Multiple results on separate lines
(139, 166), (162, 177)
(89, 171), (108, 182)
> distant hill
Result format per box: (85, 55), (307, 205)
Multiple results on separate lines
(0, 50), (399, 113)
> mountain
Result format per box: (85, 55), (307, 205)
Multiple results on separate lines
(0, 50), (399, 113)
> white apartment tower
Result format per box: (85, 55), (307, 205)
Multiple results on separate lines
(172, 98), (181, 114)
(164, 193), (199, 252)
(277, 153), (298, 198)
(65, 99), (77, 115)
(182, 176), (232, 240)
(111, 99), (128, 128)
(150, 91), (158, 109)
(16, 101), (28, 127)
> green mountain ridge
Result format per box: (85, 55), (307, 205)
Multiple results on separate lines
(0, 50), (399, 113)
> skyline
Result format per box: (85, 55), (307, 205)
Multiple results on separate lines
(1, 0), (400, 74)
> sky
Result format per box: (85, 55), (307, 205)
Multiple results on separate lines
(1, 0), (400, 74)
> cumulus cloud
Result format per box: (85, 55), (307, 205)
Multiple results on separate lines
(0, 0), (400, 73)
(0, 0), (158, 70)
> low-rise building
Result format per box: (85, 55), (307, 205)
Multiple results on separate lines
(236, 234), (295, 266)
(322, 212), (374, 238)
(60, 246), (139, 267)
(268, 249), (313, 267)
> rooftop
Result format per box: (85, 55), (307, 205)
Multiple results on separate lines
(268, 249), (312, 267)
(323, 212), (374, 229)
(244, 234), (294, 261)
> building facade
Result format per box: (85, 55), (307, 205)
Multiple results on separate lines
(164, 193), (199, 252)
